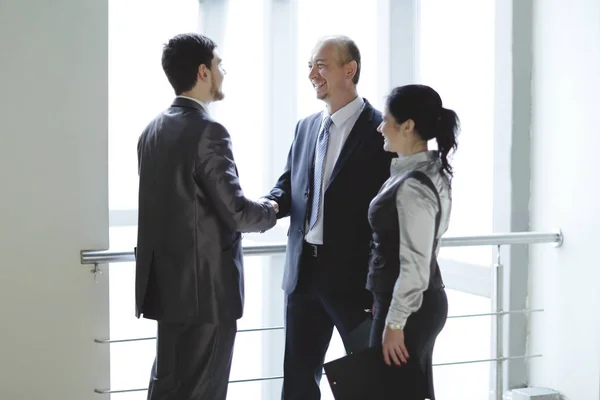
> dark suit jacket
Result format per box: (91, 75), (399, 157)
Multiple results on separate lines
(136, 97), (276, 323)
(267, 99), (393, 307)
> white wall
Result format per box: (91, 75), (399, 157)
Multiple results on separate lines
(529, 0), (600, 398)
(0, 1), (109, 399)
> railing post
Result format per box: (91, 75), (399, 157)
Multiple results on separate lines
(494, 245), (504, 400)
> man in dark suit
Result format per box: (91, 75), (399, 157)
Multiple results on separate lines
(136, 33), (278, 400)
(265, 36), (393, 400)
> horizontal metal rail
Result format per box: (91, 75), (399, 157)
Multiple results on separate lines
(94, 326), (286, 344)
(95, 308), (543, 344)
(81, 243), (288, 265)
(81, 230), (563, 265)
(93, 353), (542, 394)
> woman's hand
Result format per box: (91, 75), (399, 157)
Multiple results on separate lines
(382, 325), (409, 366)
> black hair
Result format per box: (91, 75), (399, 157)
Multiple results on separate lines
(161, 33), (217, 95)
(386, 84), (460, 178)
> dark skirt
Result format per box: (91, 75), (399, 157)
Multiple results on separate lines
(370, 288), (448, 400)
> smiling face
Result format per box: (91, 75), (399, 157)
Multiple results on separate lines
(377, 108), (416, 154)
(307, 41), (355, 102)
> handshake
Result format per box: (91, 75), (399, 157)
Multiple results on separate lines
(260, 198), (279, 214)
(269, 200), (279, 214)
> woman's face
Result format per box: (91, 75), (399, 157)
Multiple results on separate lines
(378, 109), (405, 153)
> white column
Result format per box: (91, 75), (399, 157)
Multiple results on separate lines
(493, 0), (534, 395)
(529, 0), (600, 398)
(262, 1), (298, 397)
(0, 0), (110, 398)
(385, 0), (418, 88)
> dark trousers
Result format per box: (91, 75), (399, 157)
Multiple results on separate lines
(282, 245), (372, 400)
(147, 319), (237, 400)
(369, 289), (448, 400)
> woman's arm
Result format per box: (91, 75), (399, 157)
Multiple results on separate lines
(386, 178), (439, 329)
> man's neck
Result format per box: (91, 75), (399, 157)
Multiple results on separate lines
(325, 91), (359, 115)
(179, 91), (211, 105)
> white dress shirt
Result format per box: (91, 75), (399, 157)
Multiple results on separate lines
(305, 96), (365, 245)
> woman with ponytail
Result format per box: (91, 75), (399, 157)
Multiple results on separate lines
(366, 84), (459, 399)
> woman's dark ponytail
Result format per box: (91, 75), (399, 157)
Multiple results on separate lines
(435, 107), (459, 179)
(385, 84), (460, 181)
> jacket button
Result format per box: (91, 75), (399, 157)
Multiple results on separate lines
(298, 229), (303, 235)
(304, 191), (309, 198)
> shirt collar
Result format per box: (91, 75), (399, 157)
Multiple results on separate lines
(322, 96), (364, 128)
(391, 150), (438, 175)
(177, 95), (209, 112)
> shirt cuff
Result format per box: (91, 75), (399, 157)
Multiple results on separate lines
(385, 301), (410, 330)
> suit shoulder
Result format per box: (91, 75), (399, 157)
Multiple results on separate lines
(175, 106), (213, 125)
(202, 120), (230, 137)
(297, 111), (322, 129)
(138, 111), (165, 142)
(362, 101), (382, 123)
(371, 108), (383, 123)
(166, 107), (219, 137)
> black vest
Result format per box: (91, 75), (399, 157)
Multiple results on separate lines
(366, 171), (444, 293)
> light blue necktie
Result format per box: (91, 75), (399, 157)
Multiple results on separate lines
(308, 116), (333, 230)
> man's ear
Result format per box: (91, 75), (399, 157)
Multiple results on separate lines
(345, 60), (357, 81)
(197, 64), (210, 83)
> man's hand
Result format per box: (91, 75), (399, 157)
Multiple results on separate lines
(258, 197), (279, 214)
(268, 200), (279, 214)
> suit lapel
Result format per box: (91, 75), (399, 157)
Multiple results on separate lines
(326, 101), (375, 190)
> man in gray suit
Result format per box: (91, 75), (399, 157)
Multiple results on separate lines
(135, 33), (278, 400)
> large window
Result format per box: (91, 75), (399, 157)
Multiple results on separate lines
(296, 0), (382, 116)
(418, 1), (496, 398)
(418, 0), (495, 267)
(107, 1), (497, 399)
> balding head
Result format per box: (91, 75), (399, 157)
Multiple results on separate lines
(314, 35), (361, 85)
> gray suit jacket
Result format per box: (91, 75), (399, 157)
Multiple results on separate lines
(135, 97), (276, 323)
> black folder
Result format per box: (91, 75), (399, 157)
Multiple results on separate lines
(323, 346), (423, 400)
(344, 316), (373, 355)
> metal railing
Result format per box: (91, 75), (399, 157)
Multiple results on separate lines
(80, 230), (563, 265)
(83, 229), (563, 397)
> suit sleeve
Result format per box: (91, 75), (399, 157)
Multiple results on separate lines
(137, 134), (143, 176)
(264, 122), (299, 218)
(193, 121), (277, 233)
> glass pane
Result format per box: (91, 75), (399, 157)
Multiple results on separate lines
(296, 0), (383, 118)
(227, 379), (281, 400)
(108, 0), (198, 212)
(108, 226), (155, 394)
(201, 0), (291, 241)
(433, 289), (492, 399)
(109, 340), (155, 391)
(209, 0), (267, 200)
(418, 0), (496, 266)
